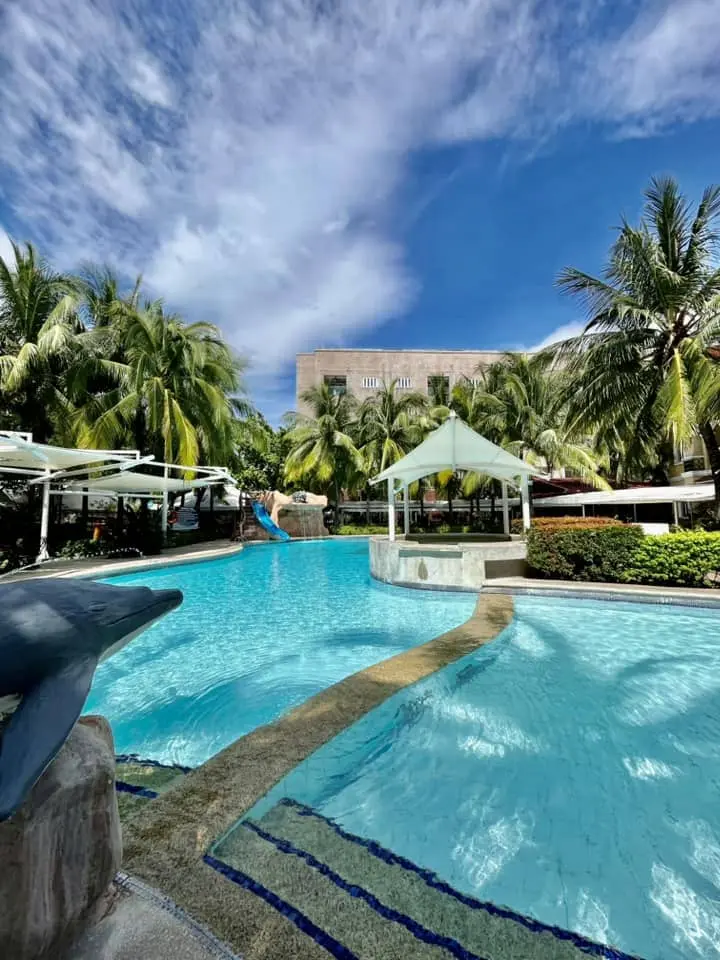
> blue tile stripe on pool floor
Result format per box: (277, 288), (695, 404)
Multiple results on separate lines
(281, 799), (642, 960)
(115, 781), (159, 800)
(242, 819), (488, 960)
(116, 753), (194, 773)
(203, 854), (359, 960)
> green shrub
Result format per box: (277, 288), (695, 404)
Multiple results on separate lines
(527, 522), (644, 581)
(622, 532), (720, 587)
(337, 525), (388, 536)
(57, 539), (109, 559)
(530, 516), (623, 530)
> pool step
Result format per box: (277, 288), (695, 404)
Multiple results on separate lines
(210, 800), (641, 960)
(115, 755), (191, 822)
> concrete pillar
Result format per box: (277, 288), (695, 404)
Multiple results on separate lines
(520, 475), (531, 531)
(387, 479), (396, 542)
(37, 472), (51, 562)
(501, 481), (510, 535)
(403, 483), (410, 535)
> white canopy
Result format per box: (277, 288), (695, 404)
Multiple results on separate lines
(536, 483), (714, 507)
(61, 470), (216, 496)
(370, 412), (537, 537)
(0, 430), (232, 562)
(371, 411), (537, 488)
(0, 431), (137, 476)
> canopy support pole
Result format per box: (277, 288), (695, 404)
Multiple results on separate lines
(520, 475), (531, 532)
(501, 481), (510, 535)
(387, 479), (396, 542)
(673, 501), (679, 527)
(161, 465), (169, 543)
(37, 469), (51, 562)
(403, 483), (410, 536)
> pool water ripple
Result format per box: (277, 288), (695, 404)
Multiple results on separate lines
(84, 539), (475, 767)
(242, 595), (720, 960)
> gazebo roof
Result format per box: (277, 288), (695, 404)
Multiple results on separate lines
(371, 412), (537, 487)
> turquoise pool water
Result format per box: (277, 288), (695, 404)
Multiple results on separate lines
(84, 539), (475, 767)
(241, 595), (720, 960)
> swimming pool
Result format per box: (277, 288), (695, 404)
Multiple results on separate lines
(218, 594), (720, 960)
(84, 539), (475, 767)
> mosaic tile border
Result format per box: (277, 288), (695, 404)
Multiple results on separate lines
(115, 871), (243, 960)
(240, 819), (484, 960)
(279, 799), (640, 960)
(203, 855), (358, 960)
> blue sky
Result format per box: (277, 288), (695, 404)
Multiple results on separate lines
(1, 1), (719, 422)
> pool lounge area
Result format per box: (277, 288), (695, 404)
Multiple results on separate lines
(75, 537), (719, 960)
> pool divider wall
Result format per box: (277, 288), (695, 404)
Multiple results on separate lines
(121, 592), (514, 960)
(370, 535), (527, 591)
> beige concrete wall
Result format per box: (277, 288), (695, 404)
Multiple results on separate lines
(296, 349), (518, 414)
(369, 536), (527, 590)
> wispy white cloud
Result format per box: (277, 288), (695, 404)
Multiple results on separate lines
(0, 229), (15, 267)
(588, 0), (720, 131)
(0, 0), (718, 404)
(530, 321), (586, 350)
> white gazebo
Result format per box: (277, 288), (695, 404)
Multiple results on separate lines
(0, 431), (232, 562)
(370, 411), (538, 539)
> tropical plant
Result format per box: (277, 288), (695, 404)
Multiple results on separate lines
(76, 299), (244, 466)
(463, 355), (610, 488)
(284, 382), (363, 525)
(0, 241), (85, 441)
(556, 176), (720, 510)
(358, 379), (432, 474)
(231, 414), (287, 491)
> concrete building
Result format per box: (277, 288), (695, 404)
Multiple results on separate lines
(295, 348), (513, 415)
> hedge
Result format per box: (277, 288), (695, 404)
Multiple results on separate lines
(621, 531), (720, 587)
(527, 520), (643, 582)
(527, 517), (720, 587)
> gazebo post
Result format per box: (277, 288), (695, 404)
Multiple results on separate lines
(161, 465), (169, 544)
(37, 469), (51, 562)
(520, 474), (531, 531)
(403, 483), (410, 536)
(501, 481), (510, 535)
(387, 478), (396, 542)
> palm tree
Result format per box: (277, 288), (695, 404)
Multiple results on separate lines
(284, 383), (363, 526)
(77, 299), (243, 466)
(556, 177), (720, 509)
(356, 380), (433, 527)
(471, 354), (610, 488)
(0, 240), (85, 441)
(358, 380), (432, 474)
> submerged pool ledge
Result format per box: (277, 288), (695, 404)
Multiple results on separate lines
(121, 592), (514, 959)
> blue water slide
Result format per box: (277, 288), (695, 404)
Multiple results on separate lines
(252, 501), (291, 541)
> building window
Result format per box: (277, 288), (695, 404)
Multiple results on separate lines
(427, 375), (450, 405)
(361, 376), (379, 389)
(324, 375), (347, 396)
(396, 377), (412, 389)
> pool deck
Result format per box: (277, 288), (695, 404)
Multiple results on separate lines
(0, 539), (247, 582)
(121, 592), (515, 959)
(484, 575), (720, 607)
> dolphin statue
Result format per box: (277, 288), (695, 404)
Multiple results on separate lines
(0, 578), (182, 821)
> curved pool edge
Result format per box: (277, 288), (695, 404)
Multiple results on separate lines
(482, 577), (720, 608)
(120, 591), (513, 958)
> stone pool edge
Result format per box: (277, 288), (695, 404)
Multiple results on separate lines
(121, 591), (514, 960)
